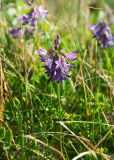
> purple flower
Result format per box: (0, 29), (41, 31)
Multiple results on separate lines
(31, 17), (36, 27)
(17, 11), (35, 26)
(17, 6), (47, 26)
(11, 5), (47, 38)
(11, 28), (24, 38)
(34, 6), (48, 19)
(54, 34), (60, 50)
(11, 28), (21, 37)
(39, 48), (48, 62)
(38, 35), (78, 82)
(18, 14), (29, 25)
(64, 51), (78, 60)
(89, 22), (114, 48)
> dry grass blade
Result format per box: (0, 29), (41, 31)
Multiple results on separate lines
(96, 126), (114, 147)
(58, 121), (110, 160)
(98, 64), (114, 96)
(0, 58), (4, 126)
(79, 58), (114, 96)
(25, 135), (65, 160)
(72, 151), (95, 160)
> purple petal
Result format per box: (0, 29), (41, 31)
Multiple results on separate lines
(34, 6), (47, 19)
(38, 6), (48, 18)
(11, 28), (21, 37)
(55, 60), (61, 69)
(44, 59), (53, 69)
(109, 35), (114, 41)
(17, 12), (33, 25)
(62, 62), (72, 71)
(88, 25), (95, 30)
(64, 51), (78, 61)
(38, 48), (48, 56)
(18, 17), (29, 25)
(38, 48), (48, 62)
(54, 34), (60, 50)
(54, 69), (70, 82)
(31, 17), (36, 26)
(28, 10), (36, 19)
(17, 14), (28, 21)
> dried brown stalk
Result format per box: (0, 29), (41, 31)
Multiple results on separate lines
(0, 57), (4, 126)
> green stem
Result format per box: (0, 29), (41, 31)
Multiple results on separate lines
(104, 49), (112, 68)
(57, 83), (61, 109)
(57, 83), (63, 154)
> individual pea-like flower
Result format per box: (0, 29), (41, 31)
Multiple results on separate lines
(38, 35), (78, 82)
(34, 6), (48, 19)
(11, 28), (24, 38)
(89, 22), (114, 48)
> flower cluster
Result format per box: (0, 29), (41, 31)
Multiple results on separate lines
(38, 35), (78, 82)
(11, 6), (47, 38)
(89, 22), (114, 48)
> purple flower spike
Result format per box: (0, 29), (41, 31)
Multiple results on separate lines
(64, 51), (78, 60)
(54, 35), (60, 50)
(89, 22), (114, 48)
(13, 5), (47, 37)
(38, 35), (78, 83)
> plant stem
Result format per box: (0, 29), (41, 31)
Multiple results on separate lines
(57, 83), (63, 154)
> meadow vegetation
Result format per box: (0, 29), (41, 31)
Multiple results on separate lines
(0, 0), (114, 159)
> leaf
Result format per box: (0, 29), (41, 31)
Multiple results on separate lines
(0, 127), (6, 141)
(5, 128), (13, 144)
(16, 133), (24, 148)
(31, 149), (48, 159)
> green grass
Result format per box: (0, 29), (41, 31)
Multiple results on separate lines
(0, 0), (114, 159)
